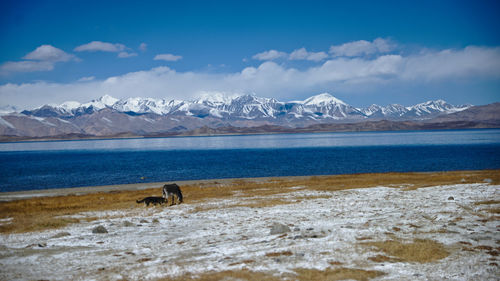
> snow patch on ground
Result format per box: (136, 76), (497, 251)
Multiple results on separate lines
(0, 183), (499, 280)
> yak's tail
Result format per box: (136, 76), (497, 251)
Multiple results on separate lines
(136, 199), (145, 203)
(177, 191), (183, 203)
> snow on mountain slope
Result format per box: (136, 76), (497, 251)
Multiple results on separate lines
(19, 93), (469, 122)
(0, 116), (15, 129)
(291, 93), (365, 120)
(20, 95), (120, 118)
(112, 97), (178, 115)
(383, 104), (408, 116)
(194, 91), (239, 106)
(59, 101), (82, 111)
(7, 93), (475, 137)
(360, 100), (471, 120)
(302, 93), (347, 106)
(82, 94), (119, 110)
(0, 105), (18, 115)
(222, 95), (284, 119)
(359, 104), (382, 116)
(405, 100), (471, 119)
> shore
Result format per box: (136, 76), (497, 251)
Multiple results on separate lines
(1, 170), (499, 202)
(0, 176), (310, 201)
(1, 170), (499, 280)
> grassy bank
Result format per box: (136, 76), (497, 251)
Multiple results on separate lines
(0, 170), (498, 234)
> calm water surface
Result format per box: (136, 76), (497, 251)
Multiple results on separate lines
(1, 129), (499, 192)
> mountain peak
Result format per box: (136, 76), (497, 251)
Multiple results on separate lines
(194, 92), (239, 104)
(302, 93), (346, 106)
(59, 101), (82, 111)
(97, 94), (119, 106)
(79, 94), (119, 111)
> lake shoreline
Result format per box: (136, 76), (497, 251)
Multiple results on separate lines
(0, 175), (323, 201)
(1, 169), (498, 202)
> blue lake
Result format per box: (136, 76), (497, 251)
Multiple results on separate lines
(1, 129), (499, 192)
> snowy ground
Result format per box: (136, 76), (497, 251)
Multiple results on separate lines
(0, 183), (499, 280)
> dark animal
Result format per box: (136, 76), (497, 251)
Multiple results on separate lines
(162, 183), (183, 205)
(136, 196), (166, 206)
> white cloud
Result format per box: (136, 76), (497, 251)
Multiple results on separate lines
(305, 52), (329, 62)
(154, 54), (182, 61)
(1, 46), (499, 109)
(74, 41), (137, 59)
(329, 38), (395, 57)
(77, 76), (95, 82)
(118, 51), (138, 58)
(0, 61), (54, 73)
(289, 48), (328, 61)
(139, 43), (147, 52)
(402, 46), (500, 80)
(0, 45), (77, 74)
(252, 50), (287, 61)
(23, 45), (76, 62)
(74, 41), (127, 52)
(305, 55), (403, 86)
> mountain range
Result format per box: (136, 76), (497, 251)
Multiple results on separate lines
(0, 93), (498, 140)
(17, 93), (471, 121)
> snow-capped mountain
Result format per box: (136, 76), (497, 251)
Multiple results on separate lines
(211, 95), (283, 119)
(359, 104), (408, 119)
(0, 105), (19, 116)
(289, 93), (365, 120)
(404, 100), (471, 119)
(359, 100), (471, 120)
(20, 92), (468, 121)
(22, 95), (120, 118)
(1, 93), (477, 138)
(112, 97), (182, 115)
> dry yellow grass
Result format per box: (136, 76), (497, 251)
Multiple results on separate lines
(473, 200), (500, 215)
(362, 239), (449, 263)
(293, 267), (385, 281)
(158, 269), (283, 281)
(368, 254), (401, 263)
(0, 169), (498, 234)
(158, 267), (385, 281)
(186, 169), (500, 201)
(265, 250), (294, 257)
(485, 208), (500, 214)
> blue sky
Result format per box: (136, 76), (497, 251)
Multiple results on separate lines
(1, 0), (499, 109)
